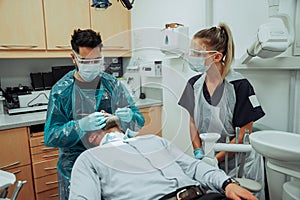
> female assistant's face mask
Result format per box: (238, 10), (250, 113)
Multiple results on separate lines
(187, 49), (218, 73)
(73, 51), (104, 82)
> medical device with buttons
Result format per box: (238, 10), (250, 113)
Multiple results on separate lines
(104, 57), (123, 78)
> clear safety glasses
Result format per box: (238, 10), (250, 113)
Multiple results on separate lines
(73, 51), (103, 65)
(189, 49), (218, 57)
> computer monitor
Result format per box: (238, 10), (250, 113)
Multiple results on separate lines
(52, 65), (75, 84)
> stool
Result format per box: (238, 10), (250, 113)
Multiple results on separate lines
(0, 170), (26, 200)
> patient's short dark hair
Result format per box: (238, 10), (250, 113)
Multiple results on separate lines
(104, 115), (122, 131)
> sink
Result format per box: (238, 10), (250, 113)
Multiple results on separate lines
(250, 130), (300, 163)
(250, 130), (300, 200)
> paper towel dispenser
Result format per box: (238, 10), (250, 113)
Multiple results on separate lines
(160, 25), (189, 56)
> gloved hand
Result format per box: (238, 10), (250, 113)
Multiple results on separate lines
(124, 128), (138, 139)
(194, 148), (205, 160)
(78, 112), (107, 132)
(115, 107), (133, 123)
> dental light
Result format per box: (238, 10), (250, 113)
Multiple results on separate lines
(91, 0), (112, 9)
(240, 14), (294, 64)
(119, 0), (134, 10)
(240, 0), (294, 64)
(91, 0), (134, 10)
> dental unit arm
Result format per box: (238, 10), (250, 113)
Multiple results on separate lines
(200, 132), (262, 192)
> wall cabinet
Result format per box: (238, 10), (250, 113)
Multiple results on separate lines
(0, 0), (131, 58)
(0, 127), (35, 200)
(91, 0), (131, 53)
(43, 0), (90, 50)
(139, 106), (162, 137)
(0, 0), (46, 50)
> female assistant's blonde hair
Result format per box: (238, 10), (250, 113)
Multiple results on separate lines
(193, 22), (234, 79)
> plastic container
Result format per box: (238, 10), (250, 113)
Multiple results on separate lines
(154, 61), (162, 76)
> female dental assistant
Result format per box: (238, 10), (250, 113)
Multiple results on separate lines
(178, 23), (265, 199)
(44, 29), (145, 200)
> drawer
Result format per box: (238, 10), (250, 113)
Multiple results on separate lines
(35, 173), (58, 193)
(30, 134), (45, 147)
(31, 149), (59, 163)
(6, 165), (35, 200)
(0, 127), (31, 170)
(32, 158), (57, 178)
(31, 144), (58, 155)
(36, 187), (59, 200)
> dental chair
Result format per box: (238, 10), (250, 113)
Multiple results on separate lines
(0, 170), (26, 200)
(200, 130), (262, 193)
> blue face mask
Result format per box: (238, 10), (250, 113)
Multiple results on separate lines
(187, 56), (207, 72)
(100, 131), (124, 146)
(78, 63), (101, 82)
(187, 49), (218, 72)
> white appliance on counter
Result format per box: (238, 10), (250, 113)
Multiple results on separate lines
(7, 90), (50, 115)
(140, 60), (163, 77)
(122, 65), (141, 100)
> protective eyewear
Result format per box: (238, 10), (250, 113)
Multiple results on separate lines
(73, 51), (103, 65)
(188, 49), (218, 57)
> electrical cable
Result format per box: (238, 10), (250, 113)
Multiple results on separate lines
(27, 92), (49, 107)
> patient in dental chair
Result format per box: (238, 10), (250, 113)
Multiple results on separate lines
(69, 116), (258, 200)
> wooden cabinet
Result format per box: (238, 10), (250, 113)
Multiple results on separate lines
(0, 0), (131, 58)
(29, 132), (59, 200)
(43, 0), (90, 50)
(0, 0), (46, 50)
(138, 106), (162, 137)
(6, 165), (35, 200)
(0, 127), (35, 200)
(91, 0), (131, 57)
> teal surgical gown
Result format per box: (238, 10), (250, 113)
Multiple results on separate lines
(44, 70), (145, 180)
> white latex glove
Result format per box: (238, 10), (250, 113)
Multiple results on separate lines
(124, 128), (138, 139)
(115, 107), (133, 123)
(78, 112), (107, 132)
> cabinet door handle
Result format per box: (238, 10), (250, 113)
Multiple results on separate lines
(0, 44), (38, 49)
(42, 153), (59, 158)
(44, 167), (57, 171)
(48, 193), (59, 197)
(0, 161), (21, 170)
(45, 180), (59, 185)
(12, 170), (22, 175)
(55, 45), (71, 49)
(41, 147), (55, 151)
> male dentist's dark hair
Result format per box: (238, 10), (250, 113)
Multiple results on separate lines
(71, 29), (103, 54)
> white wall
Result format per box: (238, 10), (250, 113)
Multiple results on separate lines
(129, 0), (300, 154)
(129, 0), (208, 155)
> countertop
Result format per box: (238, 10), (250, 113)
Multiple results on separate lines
(0, 98), (162, 131)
